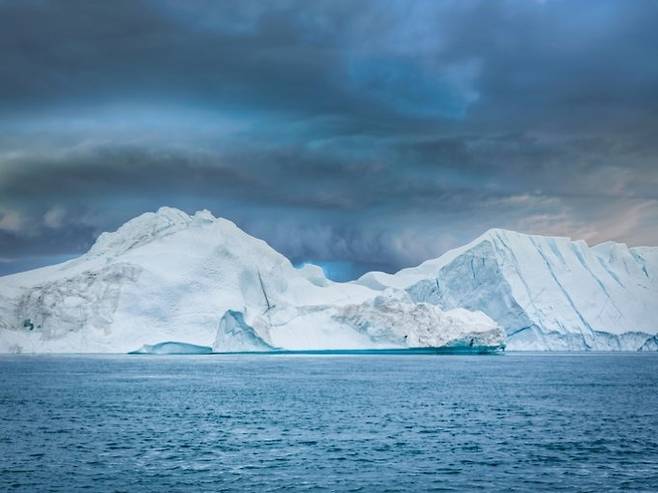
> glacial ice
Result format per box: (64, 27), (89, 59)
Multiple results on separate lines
(212, 291), (504, 352)
(130, 341), (213, 355)
(365, 229), (658, 351)
(639, 335), (658, 352)
(0, 208), (655, 353)
(213, 310), (278, 352)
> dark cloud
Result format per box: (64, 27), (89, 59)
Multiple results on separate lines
(1, 0), (657, 278)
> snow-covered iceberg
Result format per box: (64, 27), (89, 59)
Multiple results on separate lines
(357, 229), (658, 351)
(0, 207), (655, 352)
(0, 207), (497, 353)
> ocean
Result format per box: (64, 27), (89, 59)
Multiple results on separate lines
(1, 352), (657, 491)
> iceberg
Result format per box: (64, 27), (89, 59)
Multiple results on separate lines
(0, 207), (384, 353)
(0, 207), (655, 352)
(358, 229), (658, 351)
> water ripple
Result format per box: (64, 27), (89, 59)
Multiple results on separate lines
(0, 353), (657, 491)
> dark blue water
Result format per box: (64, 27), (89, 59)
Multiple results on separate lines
(1, 353), (657, 492)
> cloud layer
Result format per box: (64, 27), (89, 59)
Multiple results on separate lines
(1, 0), (657, 278)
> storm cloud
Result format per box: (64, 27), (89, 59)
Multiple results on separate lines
(1, 0), (657, 279)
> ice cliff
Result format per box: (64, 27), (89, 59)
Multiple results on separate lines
(0, 208), (655, 352)
(357, 229), (658, 351)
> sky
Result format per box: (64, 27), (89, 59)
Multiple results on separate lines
(1, 0), (657, 280)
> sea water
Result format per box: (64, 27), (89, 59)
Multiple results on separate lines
(1, 353), (657, 492)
